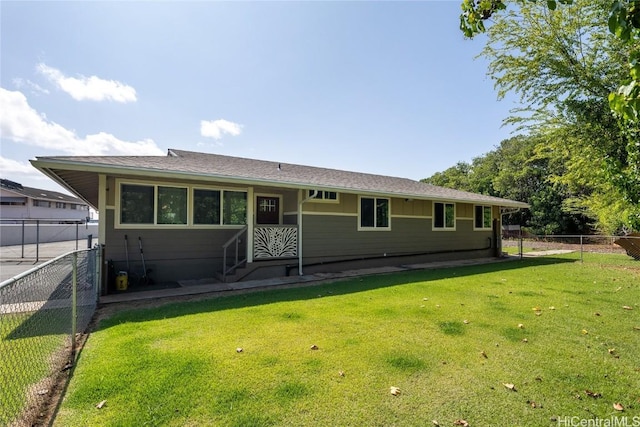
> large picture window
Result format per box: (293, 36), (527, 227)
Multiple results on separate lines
(433, 202), (455, 230)
(359, 197), (390, 230)
(118, 181), (247, 227)
(474, 205), (493, 230)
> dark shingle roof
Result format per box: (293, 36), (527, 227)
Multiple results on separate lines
(33, 149), (529, 208)
(0, 178), (84, 204)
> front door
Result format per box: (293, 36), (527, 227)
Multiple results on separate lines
(256, 196), (280, 225)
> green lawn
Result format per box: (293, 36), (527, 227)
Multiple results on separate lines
(55, 254), (639, 426)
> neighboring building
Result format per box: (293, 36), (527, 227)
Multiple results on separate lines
(0, 179), (90, 222)
(31, 149), (529, 292)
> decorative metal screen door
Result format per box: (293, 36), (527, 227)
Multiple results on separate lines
(256, 196), (280, 224)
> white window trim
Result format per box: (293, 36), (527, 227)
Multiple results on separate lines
(357, 196), (391, 231)
(432, 201), (456, 231)
(115, 179), (247, 229)
(307, 189), (339, 204)
(473, 205), (493, 231)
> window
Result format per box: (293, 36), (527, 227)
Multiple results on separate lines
(433, 202), (455, 230)
(118, 181), (247, 227)
(193, 189), (220, 225)
(359, 197), (390, 230)
(157, 186), (187, 224)
(308, 189), (338, 202)
(475, 205), (493, 230)
(55, 202), (66, 209)
(33, 200), (51, 208)
(121, 184), (154, 224)
(223, 191), (247, 225)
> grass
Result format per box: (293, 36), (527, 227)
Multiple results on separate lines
(1, 308), (71, 426)
(55, 253), (639, 426)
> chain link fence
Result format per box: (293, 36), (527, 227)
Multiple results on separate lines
(502, 234), (640, 261)
(0, 247), (100, 427)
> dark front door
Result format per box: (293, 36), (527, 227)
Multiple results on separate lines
(256, 196), (280, 225)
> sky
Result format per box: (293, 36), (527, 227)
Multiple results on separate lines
(0, 1), (521, 194)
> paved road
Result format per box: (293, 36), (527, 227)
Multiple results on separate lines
(0, 240), (97, 283)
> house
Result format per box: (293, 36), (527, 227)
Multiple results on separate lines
(31, 149), (528, 292)
(0, 178), (90, 222)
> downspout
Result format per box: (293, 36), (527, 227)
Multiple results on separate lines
(298, 190), (318, 276)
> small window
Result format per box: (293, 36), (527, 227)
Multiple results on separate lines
(433, 202), (455, 230)
(359, 197), (390, 230)
(55, 202), (66, 209)
(193, 189), (221, 225)
(70, 204), (78, 210)
(475, 205), (493, 230)
(33, 199), (51, 208)
(308, 189), (338, 202)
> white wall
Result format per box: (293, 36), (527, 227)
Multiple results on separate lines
(0, 223), (99, 246)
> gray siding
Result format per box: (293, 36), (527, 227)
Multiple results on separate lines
(301, 215), (493, 263)
(104, 209), (241, 282)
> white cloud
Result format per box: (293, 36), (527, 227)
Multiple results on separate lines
(0, 88), (163, 156)
(200, 119), (242, 140)
(0, 156), (35, 175)
(12, 78), (50, 95)
(36, 63), (137, 103)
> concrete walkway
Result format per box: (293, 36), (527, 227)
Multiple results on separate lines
(99, 256), (516, 305)
(0, 240), (94, 282)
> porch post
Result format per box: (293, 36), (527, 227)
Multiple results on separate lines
(247, 187), (254, 263)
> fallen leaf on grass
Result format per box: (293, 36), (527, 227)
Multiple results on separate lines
(310, 344), (319, 350)
(581, 329), (589, 335)
(518, 323), (525, 329)
(390, 386), (401, 396)
(463, 320), (469, 324)
(548, 306), (556, 310)
(454, 419), (469, 426)
(338, 371), (345, 377)
(613, 402), (624, 411)
(608, 348), (616, 355)
(594, 312), (601, 316)
(432, 420), (440, 426)
(522, 338), (528, 343)
(236, 347), (243, 353)
(634, 326), (640, 331)
(585, 390), (602, 398)
(503, 383), (517, 391)
(480, 350), (488, 359)
(622, 306), (633, 310)
(96, 400), (107, 409)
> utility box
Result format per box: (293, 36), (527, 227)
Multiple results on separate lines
(116, 271), (128, 291)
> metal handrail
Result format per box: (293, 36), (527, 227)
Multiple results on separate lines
(222, 226), (248, 278)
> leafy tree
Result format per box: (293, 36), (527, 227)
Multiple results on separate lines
(422, 136), (594, 235)
(459, 0), (639, 121)
(457, 0), (639, 232)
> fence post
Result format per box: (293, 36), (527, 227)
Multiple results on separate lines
(36, 220), (40, 262)
(580, 235), (583, 263)
(75, 223), (79, 250)
(71, 252), (78, 357)
(519, 227), (523, 259)
(21, 220), (25, 259)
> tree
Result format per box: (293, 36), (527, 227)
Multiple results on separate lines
(459, 0), (639, 121)
(458, 0), (639, 231)
(422, 136), (594, 235)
